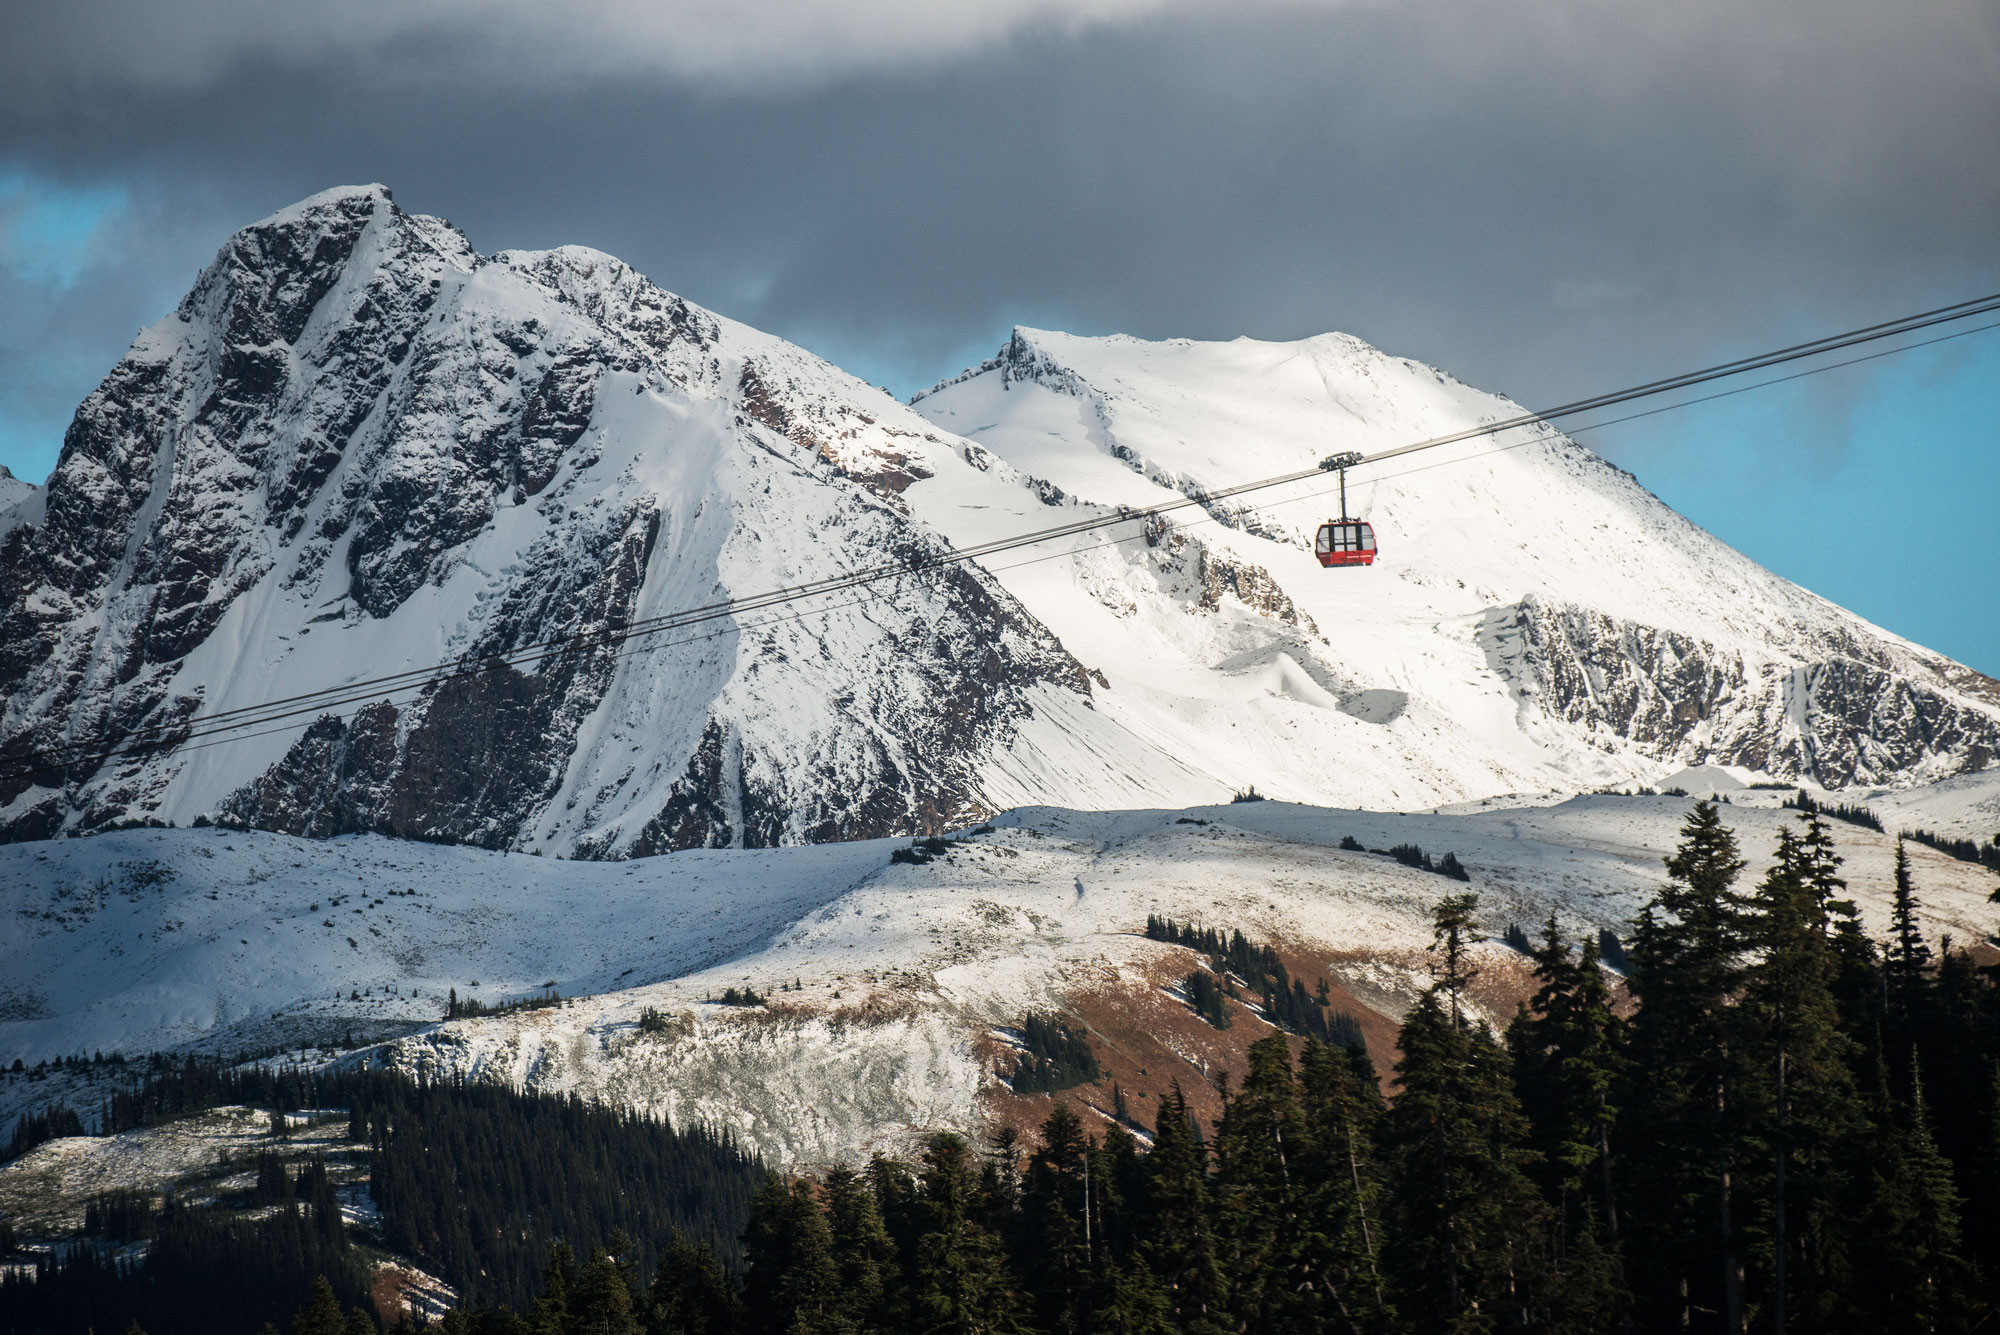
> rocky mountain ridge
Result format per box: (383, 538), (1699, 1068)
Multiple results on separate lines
(1, 186), (1995, 851)
(0, 187), (1091, 851)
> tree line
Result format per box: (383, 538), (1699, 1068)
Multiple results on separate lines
(594, 803), (1995, 1334)
(350, 1075), (763, 1307)
(0, 1072), (764, 1335)
(1144, 916), (1366, 1048)
(0, 1171), (364, 1335)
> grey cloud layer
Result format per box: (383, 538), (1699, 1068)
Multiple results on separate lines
(2, 0), (1996, 475)
(0, 0), (1230, 91)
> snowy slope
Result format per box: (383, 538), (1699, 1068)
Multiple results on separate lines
(910, 329), (2000, 800)
(0, 465), (32, 512)
(0, 188), (1097, 853)
(0, 465), (35, 546)
(7, 781), (1996, 1166)
(2, 187), (1995, 857)
(0, 823), (886, 1061)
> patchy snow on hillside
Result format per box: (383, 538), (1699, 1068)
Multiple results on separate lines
(1860, 768), (2000, 843)
(0, 1105), (355, 1238)
(377, 785), (2000, 1167)
(7, 777), (1993, 1168)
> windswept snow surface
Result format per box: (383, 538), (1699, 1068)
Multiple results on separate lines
(0, 824), (883, 1060)
(7, 780), (1994, 1167)
(1860, 769), (2000, 844)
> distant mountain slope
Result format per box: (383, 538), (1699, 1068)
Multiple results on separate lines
(910, 328), (2000, 796)
(0, 188), (1993, 851)
(0, 465), (35, 545)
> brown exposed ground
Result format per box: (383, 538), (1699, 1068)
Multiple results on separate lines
(979, 929), (1560, 1144)
(370, 1260), (457, 1325)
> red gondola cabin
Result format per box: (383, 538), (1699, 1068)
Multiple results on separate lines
(1315, 519), (1378, 567)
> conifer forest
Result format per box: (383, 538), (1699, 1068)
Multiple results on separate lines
(644, 804), (1997, 1335)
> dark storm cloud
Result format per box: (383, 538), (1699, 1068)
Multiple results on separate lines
(2, 0), (1997, 471)
(0, 0), (1197, 93)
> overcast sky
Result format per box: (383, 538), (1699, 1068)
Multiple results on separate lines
(3, 0), (1996, 671)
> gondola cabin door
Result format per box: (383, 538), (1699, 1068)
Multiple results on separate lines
(1315, 519), (1377, 567)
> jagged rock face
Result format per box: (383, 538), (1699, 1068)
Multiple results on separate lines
(0, 187), (1091, 851)
(1141, 515), (1315, 634)
(1481, 597), (2000, 785)
(1795, 658), (2000, 787)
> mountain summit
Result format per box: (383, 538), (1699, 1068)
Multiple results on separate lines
(1, 188), (1994, 851)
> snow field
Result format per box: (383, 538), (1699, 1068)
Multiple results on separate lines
(342, 785), (2000, 1166)
(3, 777), (1994, 1167)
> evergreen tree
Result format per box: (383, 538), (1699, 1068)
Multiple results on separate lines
(257, 1151), (291, 1205)
(1854, 1063), (1974, 1335)
(866, 1153), (922, 1275)
(1087, 1260), (1174, 1335)
(1795, 812), (1879, 1059)
(1885, 839), (1934, 1050)
(741, 1177), (845, 1335)
(1920, 943), (1989, 1183)
(1739, 823), (1865, 1333)
(1504, 917), (1628, 1330)
(823, 1168), (894, 1333)
(531, 1242), (577, 1335)
(1094, 1120), (1149, 1264)
(1621, 801), (1753, 1334)
(571, 1245), (642, 1335)
(293, 1277), (347, 1335)
(1428, 893), (1483, 1026)
(906, 1134), (1024, 1335)
(342, 1073), (762, 1310)
(1508, 915), (1625, 1236)
(1296, 1038), (1393, 1333)
(1212, 1034), (1310, 1332)
(1021, 1104), (1093, 1334)
(1382, 893), (1553, 1333)
(977, 1128), (1023, 1240)
(649, 1231), (741, 1335)
(1140, 1086), (1228, 1335)
(1964, 1064), (2000, 1282)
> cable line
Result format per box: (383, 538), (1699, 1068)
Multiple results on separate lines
(6, 288), (1998, 786)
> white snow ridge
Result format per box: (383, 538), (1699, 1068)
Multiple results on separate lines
(1, 188), (1995, 858)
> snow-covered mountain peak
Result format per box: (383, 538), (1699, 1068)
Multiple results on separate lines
(912, 327), (2000, 793)
(253, 181), (397, 222)
(916, 325), (1871, 641)
(0, 190), (1994, 854)
(0, 465), (37, 547)
(0, 190), (1098, 851)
